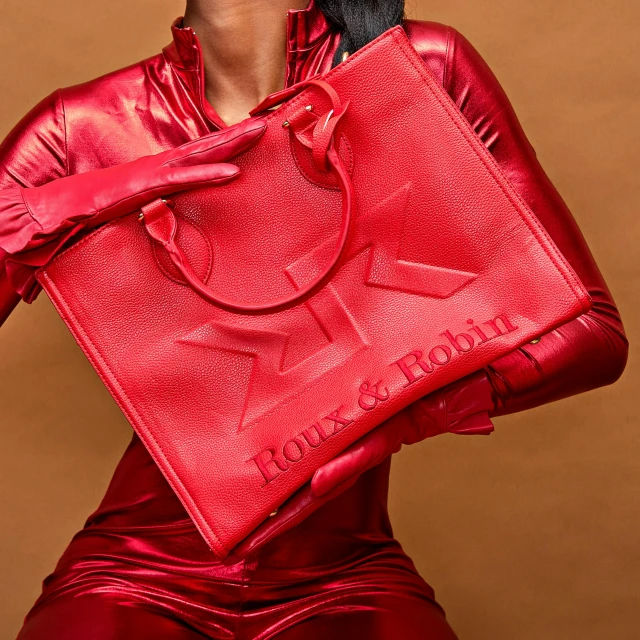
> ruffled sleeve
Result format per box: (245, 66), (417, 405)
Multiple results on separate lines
(2, 222), (84, 304)
(0, 185), (43, 255)
(0, 181), (88, 302)
(0, 90), (67, 323)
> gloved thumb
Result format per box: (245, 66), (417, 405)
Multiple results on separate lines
(311, 417), (405, 498)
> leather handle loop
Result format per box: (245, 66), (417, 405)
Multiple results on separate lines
(310, 102), (349, 172)
(269, 78), (350, 173)
(142, 79), (352, 313)
(141, 139), (353, 313)
(248, 75), (338, 116)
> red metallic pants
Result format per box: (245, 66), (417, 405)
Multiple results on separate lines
(16, 435), (457, 639)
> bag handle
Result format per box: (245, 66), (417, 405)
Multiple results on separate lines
(141, 79), (354, 313)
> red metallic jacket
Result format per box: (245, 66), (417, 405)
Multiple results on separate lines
(0, 7), (627, 416)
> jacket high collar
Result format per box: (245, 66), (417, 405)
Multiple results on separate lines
(163, 0), (338, 130)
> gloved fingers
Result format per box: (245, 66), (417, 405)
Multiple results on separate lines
(89, 163), (241, 229)
(155, 163), (240, 189)
(227, 473), (360, 561)
(447, 410), (494, 435)
(232, 411), (413, 557)
(409, 372), (494, 439)
(164, 118), (266, 168)
(310, 449), (364, 498)
(311, 414), (407, 498)
(406, 391), (447, 442)
(443, 370), (495, 421)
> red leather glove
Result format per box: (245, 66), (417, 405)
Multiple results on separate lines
(312, 370), (495, 496)
(0, 118), (266, 301)
(229, 370), (495, 559)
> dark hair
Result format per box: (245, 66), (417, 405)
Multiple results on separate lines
(315, 0), (406, 66)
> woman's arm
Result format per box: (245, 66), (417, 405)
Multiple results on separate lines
(0, 90), (67, 325)
(297, 24), (631, 522)
(185, 26), (631, 556)
(0, 95), (266, 327)
(443, 27), (628, 414)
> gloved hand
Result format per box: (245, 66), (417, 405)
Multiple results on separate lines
(0, 118), (266, 301)
(311, 370), (495, 496)
(229, 370), (495, 559)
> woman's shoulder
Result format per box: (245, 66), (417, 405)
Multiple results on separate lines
(403, 19), (453, 87)
(0, 50), (187, 183)
(403, 20), (452, 54)
(57, 52), (192, 170)
(58, 53), (170, 134)
(403, 19), (491, 92)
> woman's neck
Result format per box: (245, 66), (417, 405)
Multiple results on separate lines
(183, 0), (310, 126)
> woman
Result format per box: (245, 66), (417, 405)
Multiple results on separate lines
(0, 0), (627, 638)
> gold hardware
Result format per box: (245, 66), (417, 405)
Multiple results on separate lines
(138, 212), (144, 221)
(305, 105), (313, 112)
(269, 509), (278, 517)
(342, 51), (350, 62)
(282, 120), (290, 128)
(530, 337), (541, 344)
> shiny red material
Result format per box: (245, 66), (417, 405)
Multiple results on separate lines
(0, 120), (266, 302)
(0, 1), (627, 637)
(235, 370), (495, 559)
(18, 443), (456, 640)
(312, 371), (495, 497)
(35, 26), (590, 561)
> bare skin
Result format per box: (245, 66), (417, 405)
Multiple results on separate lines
(183, 0), (310, 126)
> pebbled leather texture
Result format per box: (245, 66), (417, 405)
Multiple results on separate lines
(234, 368), (495, 558)
(0, 120), (265, 302)
(0, 2), (628, 634)
(36, 27), (590, 559)
(140, 81), (354, 313)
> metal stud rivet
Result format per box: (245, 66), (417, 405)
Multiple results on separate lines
(342, 51), (350, 62)
(269, 509), (278, 517)
(305, 105), (313, 112)
(530, 338), (541, 344)
(282, 121), (290, 128)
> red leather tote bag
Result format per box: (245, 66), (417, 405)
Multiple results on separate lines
(37, 27), (591, 559)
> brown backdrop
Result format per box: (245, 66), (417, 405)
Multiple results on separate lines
(1, 1), (638, 638)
